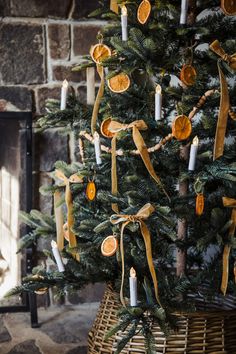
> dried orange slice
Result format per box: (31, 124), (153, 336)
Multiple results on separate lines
(100, 118), (115, 138)
(107, 73), (130, 93)
(137, 0), (151, 24)
(196, 193), (204, 216)
(101, 235), (118, 257)
(86, 181), (96, 201)
(221, 0), (236, 15)
(90, 44), (112, 64)
(35, 288), (48, 295)
(32, 275), (48, 295)
(172, 115), (192, 141)
(180, 65), (197, 86)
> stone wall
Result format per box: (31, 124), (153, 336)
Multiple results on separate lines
(0, 0), (104, 114)
(0, 0), (105, 304)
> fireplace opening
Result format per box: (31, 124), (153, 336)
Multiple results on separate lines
(0, 112), (33, 308)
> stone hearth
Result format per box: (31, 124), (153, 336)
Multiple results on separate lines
(0, 301), (100, 354)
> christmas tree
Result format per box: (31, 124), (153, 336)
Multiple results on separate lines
(9, 0), (236, 352)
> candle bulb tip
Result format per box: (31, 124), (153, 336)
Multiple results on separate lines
(156, 84), (162, 94)
(121, 5), (127, 15)
(51, 240), (57, 248)
(62, 79), (69, 87)
(193, 136), (199, 146)
(130, 267), (136, 278)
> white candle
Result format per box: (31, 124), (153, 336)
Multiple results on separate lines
(51, 240), (65, 272)
(155, 84), (162, 121)
(94, 132), (102, 165)
(60, 79), (68, 110)
(86, 67), (95, 105)
(180, 0), (188, 24)
(188, 136), (199, 171)
(121, 5), (128, 41)
(129, 267), (137, 306)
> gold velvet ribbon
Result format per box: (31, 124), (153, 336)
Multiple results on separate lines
(221, 197), (236, 295)
(209, 40), (236, 160)
(55, 170), (83, 261)
(111, 132), (119, 213)
(110, 0), (119, 13)
(110, 203), (161, 307)
(54, 190), (64, 251)
(91, 64), (105, 135)
(108, 120), (169, 212)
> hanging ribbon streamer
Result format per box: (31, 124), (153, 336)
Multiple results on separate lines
(54, 190), (64, 251)
(108, 120), (169, 210)
(209, 40), (236, 160)
(91, 64), (105, 135)
(111, 132), (119, 213)
(110, 203), (162, 307)
(221, 197), (236, 295)
(213, 60), (230, 161)
(110, 0), (119, 14)
(55, 170), (83, 262)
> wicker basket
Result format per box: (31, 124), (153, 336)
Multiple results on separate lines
(88, 285), (236, 354)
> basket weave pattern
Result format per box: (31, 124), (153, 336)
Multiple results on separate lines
(88, 285), (236, 354)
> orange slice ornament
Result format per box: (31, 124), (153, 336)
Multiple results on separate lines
(90, 43), (112, 64)
(35, 288), (48, 295)
(32, 275), (48, 295)
(196, 193), (204, 216)
(107, 73), (130, 93)
(180, 64), (197, 86)
(172, 115), (192, 141)
(86, 181), (96, 201)
(221, 0), (236, 15)
(137, 0), (151, 24)
(101, 235), (118, 257)
(100, 117), (115, 138)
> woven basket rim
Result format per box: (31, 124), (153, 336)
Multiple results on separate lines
(106, 283), (236, 317)
(175, 309), (236, 317)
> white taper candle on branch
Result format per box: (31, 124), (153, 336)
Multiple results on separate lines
(155, 84), (162, 121)
(188, 136), (199, 171)
(129, 267), (137, 306)
(51, 240), (65, 272)
(180, 0), (188, 25)
(94, 131), (102, 165)
(60, 79), (68, 110)
(86, 67), (95, 105)
(121, 5), (128, 41)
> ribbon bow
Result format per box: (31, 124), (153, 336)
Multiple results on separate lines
(221, 197), (236, 295)
(209, 40), (236, 161)
(109, 120), (169, 212)
(110, 203), (161, 307)
(55, 170), (83, 261)
(110, 0), (119, 14)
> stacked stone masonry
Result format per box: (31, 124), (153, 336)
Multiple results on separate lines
(0, 0), (104, 115)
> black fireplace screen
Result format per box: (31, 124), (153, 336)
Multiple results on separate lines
(0, 112), (37, 326)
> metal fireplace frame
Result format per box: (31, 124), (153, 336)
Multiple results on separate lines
(0, 111), (38, 328)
